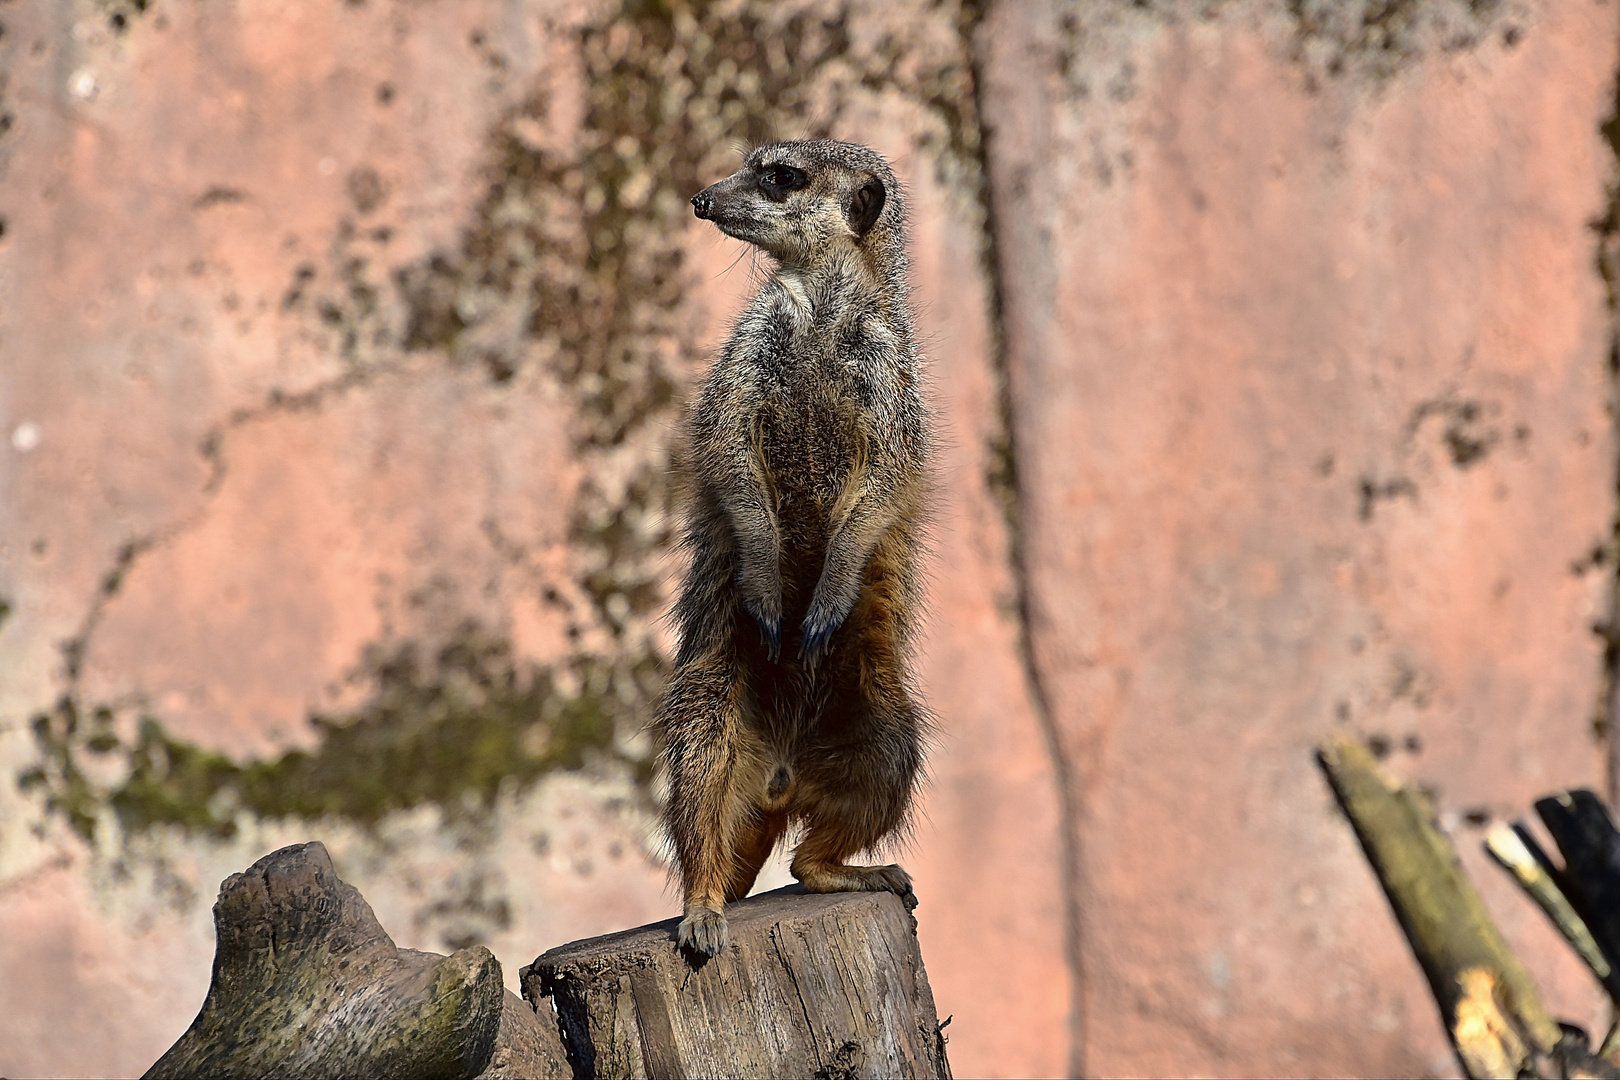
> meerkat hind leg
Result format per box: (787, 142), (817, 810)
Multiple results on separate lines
(789, 822), (918, 910)
(675, 769), (761, 957)
(663, 659), (768, 957)
(676, 769), (780, 955)
(786, 657), (924, 909)
(682, 797), (786, 958)
(724, 810), (789, 903)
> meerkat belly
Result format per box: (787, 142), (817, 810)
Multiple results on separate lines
(758, 385), (861, 620)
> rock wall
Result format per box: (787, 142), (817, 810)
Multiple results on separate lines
(0, 1), (1615, 1076)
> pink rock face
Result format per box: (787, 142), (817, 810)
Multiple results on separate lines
(981, 1), (1619, 1074)
(1, 0), (1617, 1076)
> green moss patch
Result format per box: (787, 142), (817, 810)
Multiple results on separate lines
(22, 625), (651, 842)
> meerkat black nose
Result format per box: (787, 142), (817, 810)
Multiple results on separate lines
(691, 191), (712, 219)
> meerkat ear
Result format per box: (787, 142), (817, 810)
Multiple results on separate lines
(845, 177), (887, 238)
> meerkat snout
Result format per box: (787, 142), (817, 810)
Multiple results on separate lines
(691, 190), (713, 219)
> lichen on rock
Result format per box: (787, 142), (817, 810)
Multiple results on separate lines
(22, 623), (651, 843)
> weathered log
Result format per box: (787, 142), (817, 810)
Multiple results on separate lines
(144, 841), (568, 1080)
(1317, 734), (1564, 1078)
(522, 885), (952, 1080)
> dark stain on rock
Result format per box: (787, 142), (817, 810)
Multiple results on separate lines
(1285, 0), (1510, 86)
(1595, 27), (1620, 793)
(1358, 473), (1417, 521)
(18, 696), (107, 841)
(1573, 542), (1611, 578)
(347, 166), (387, 216)
(101, 0), (151, 36)
(281, 264), (317, 312)
(416, 870), (514, 952)
(1409, 397), (1500, 468)
(192, 187), (246, 211)
(397, 254), (467, 350)
(281, 227), (389, 363)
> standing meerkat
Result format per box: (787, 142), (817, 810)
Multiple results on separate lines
(656, 139), (932, 957)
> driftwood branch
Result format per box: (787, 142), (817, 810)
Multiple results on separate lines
(143, 842), (567, 1080)
(523, 886), (952, 1080)
(1317, 733), (1566, 1078)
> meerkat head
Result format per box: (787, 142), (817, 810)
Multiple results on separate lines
(690, 139), (902, 270)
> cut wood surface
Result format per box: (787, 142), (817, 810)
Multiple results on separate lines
(144, 842), (567, 1080)
(523, 885), (952, 1080)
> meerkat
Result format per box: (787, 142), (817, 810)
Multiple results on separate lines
(654, 139), (932, 958)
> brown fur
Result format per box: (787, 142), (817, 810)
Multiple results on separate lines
(656, 140), (933, 956)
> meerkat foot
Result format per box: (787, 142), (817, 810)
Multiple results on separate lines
(677, 903), (729, 957)
(795, 862), (917, 908)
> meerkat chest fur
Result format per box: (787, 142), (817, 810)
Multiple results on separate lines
(749, 280), (910, 582)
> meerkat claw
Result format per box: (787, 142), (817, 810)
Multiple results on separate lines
(756, 618), (781, 661)
(869, 863), (914, 899)
(799, 618), (835, 659)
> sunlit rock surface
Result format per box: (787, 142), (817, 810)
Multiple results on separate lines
(1, 1), (1616, 1076)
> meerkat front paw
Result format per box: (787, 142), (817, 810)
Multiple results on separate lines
(737, 562), (783, 660)
(801, 577), (858, 658)
(677, 904), (730, 958)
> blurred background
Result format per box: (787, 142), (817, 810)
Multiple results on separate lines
(1, 0), (1617, 1076)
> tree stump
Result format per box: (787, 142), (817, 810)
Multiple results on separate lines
(144, 843), (952, 1080)
(522, 885), (952, 1080)
(144, 842), (568, 1080)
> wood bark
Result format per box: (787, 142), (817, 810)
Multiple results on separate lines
(144, 842), (568, 1080)
(522, 885), (952, 1080)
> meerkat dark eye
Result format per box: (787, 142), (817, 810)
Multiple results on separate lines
(758, 165), (809, 200)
